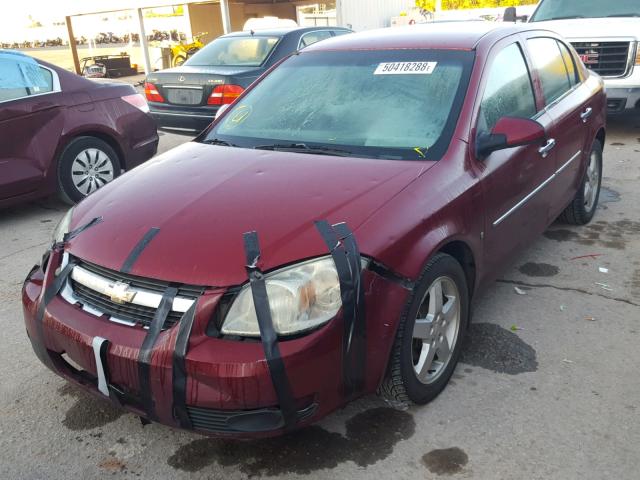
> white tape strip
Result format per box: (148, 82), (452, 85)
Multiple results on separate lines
(92, 336), (109, 397)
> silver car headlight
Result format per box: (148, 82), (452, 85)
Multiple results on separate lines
(51, 207), (75, 244)
(222, 256), (345, 337)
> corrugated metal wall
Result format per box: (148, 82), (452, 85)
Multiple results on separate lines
(337, 0), (418, 31)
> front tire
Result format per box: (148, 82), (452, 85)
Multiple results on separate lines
(559, 139), (603, 225)
(380, 253), (469, 405)
(57, 137), (120, 204)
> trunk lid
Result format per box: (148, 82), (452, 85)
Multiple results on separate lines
(145, 65), (261, 107)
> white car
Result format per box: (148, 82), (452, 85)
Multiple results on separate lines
(511, 0), (640, 114)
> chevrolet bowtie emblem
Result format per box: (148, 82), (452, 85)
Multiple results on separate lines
(108, 281), (136, 304)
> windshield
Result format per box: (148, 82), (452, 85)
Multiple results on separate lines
(184, 36), (280, 67)
(531, 0), (640, 21)
(202, 49), (474, 161)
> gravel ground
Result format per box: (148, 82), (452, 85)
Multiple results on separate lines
(1, 116), (639, 479)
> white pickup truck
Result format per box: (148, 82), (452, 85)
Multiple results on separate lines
(508, 0), (640, 114)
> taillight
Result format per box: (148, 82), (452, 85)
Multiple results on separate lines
(144, 82), (164, 103)
(207, 84), (244, 105)
(636, 42), (640, 65)
(122, 93), (150, 113)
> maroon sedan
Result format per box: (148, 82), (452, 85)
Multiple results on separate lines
(0, 51), (158, 207)
(22, 23), (605, 437)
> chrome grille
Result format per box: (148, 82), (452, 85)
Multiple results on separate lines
(62, 258), (204, 329)
(571, 41), (632, 78)
(71, 280), (184, 328)
(165, 87), (203, 105)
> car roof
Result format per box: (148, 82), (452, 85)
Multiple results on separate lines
(304, 22), (527, 51)
(222, 26), (350, 38)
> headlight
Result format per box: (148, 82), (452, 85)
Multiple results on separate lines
(222, 256), (344, 337)
(51, 207), (75, 244)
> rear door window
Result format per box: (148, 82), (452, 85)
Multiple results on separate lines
(527, 37), (572, 105)
(478, 43), (537, 133)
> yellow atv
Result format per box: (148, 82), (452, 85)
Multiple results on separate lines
(171, 33), (207, 67)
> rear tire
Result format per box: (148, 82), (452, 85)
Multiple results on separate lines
(379, 253), (469, 405)
(57, 136), (120, 205)
(558, 139), (602, 225)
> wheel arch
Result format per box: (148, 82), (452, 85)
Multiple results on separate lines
(56, 129), (125, 172)
(437, 240), (477, 300)
(595, 127), (606, 148)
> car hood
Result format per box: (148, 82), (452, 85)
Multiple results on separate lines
(69, 142), (432, 287)
(531, 18), (640, 40)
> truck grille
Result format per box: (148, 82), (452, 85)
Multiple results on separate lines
(165, 87), (203, 105)
(64, 258), (204, 329)
(571, 41), (632, 78)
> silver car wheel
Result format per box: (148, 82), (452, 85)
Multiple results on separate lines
(583, 150), (600, 213)
(411, 276), (461, 385)
(71, 148), (115, 196)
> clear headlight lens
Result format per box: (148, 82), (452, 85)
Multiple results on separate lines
(222, 256), (344, 337)
(51, 207), (75, 244)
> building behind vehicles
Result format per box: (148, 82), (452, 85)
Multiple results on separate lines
(507, 0), (640, 114)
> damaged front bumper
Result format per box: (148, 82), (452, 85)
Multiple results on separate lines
(22, 247), (409, 438)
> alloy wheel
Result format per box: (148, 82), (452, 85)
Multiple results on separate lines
(583, 150), (600, 213)
(411, 276), (461, 385)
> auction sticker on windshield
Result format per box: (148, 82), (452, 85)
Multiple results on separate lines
(374, 62), (437, 75)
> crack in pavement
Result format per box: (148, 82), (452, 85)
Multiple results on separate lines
(0, 242), (49, 262)
(497, 279), (640, 308)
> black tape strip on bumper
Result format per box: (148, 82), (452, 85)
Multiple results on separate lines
(315, 220), (366, 398)
(243, 231), (298, 430)
(121, 227), (160, 273)
(172, 302), (197, 429)
(31, 259), (77, 369)
(138, 286), (178, 420)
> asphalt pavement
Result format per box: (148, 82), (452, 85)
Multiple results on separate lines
(1, 118), (639, 479)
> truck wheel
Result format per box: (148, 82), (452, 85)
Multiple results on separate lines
(57, 137), (120, 204)
(559, 139), (603, 225)
(379, 253), (469, 405)
(172, 56), (186, 67)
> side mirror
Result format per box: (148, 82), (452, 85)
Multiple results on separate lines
(214, 103), (230, 120)
(504, 7), (517, 22)
(476, 117), (546, 159)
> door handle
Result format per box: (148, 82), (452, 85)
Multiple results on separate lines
(538, 138), (556, 158)
(580, 107), (593, 123)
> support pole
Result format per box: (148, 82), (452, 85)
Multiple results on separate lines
(65, 16), (81, 75)
(220, 0), (231, 34)
(137, 8), (152, 74)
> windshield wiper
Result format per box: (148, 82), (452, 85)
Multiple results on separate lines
(254, 143), (354, 157)
(202, 138), (236, 147)
(606, 13), (640, 17)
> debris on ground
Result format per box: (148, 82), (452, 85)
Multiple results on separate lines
(510, 325), (522, 332)
(514, 287), (527, 295)
(560, 305), (566, 311)
(562, 359), (575, 364)
(595, 282), (613, 291)
(598, 267), (609, 273)
(585, 316), (597, 322)
(570, 254), (604, 261)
